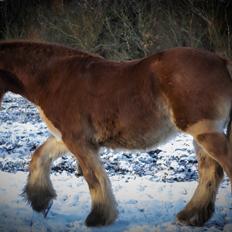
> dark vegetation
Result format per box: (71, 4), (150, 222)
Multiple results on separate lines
(0, 0), (231, 60)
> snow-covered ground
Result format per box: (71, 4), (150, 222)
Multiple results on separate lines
(0, 93), (231, 232)
(0, 172), (231, 232)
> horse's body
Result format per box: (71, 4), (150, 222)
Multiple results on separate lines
(0, 40), (232, 226)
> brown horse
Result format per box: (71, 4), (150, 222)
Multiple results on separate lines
(0, 40), (232, 227)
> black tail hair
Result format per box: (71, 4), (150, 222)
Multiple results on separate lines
(226, 106), (232, 138)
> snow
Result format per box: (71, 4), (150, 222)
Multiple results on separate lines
(0, 171), (231, 232)
(0, 93), (232, 231)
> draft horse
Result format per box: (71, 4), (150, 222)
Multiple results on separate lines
(0, 40), (232, 226)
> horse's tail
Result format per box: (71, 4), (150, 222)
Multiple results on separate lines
(0, 69), (25, 108)
(226, 59), (232, 79)
(224, 59), (232, 139)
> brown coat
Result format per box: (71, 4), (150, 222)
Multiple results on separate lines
(1, 40), (232, 227)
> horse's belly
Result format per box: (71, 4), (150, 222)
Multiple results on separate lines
(102, 106), (177, 150)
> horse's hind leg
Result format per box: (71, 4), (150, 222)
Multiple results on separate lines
(24, 136), (68, 214)
(196, 132), (232, 183)
(177, 113), (232, 226)
(64, 139), (118, 227)
(177, 141), (224, 226)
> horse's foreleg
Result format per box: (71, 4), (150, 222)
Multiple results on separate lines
(24, 136), (68, 214)
(64, 138), (118, 227)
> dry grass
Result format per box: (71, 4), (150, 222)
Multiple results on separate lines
(0, 0), (231, 59)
